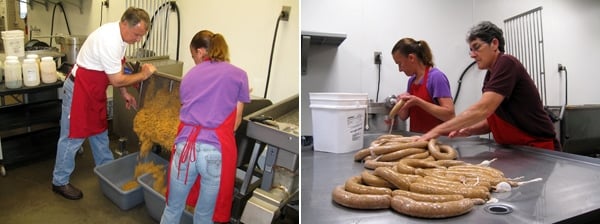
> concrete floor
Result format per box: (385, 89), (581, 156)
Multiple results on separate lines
(0, 134), (160, 224)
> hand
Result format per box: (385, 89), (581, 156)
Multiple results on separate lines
(122, 91), (138, 111)
(399, 94), (421, 108)
(448, 128), (471, 138)
(417, 130), (439, 142)
(140, 63), (157, 79)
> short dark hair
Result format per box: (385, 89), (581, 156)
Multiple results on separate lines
(120, 7), (150, 30)
(467, 21), (505, 52)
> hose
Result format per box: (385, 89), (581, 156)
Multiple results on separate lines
(141, 1), (181, 61)
(453, 61), (477, 104)
(49, 2), (72, 47)
(264, 11), (285, 99)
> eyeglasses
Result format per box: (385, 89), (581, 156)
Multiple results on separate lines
(469, 42), (488, 53)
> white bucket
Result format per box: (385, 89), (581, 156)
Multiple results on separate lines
(1, 30), (25, 57)
(309, 92), (368, 153)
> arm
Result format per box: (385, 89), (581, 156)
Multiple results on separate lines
(109, 64), (157, 110)
(234, 102), (245, 131)
(448, 119), (490, 137)
(419, 91), (504, 141)
(398, 95), (455, 121)
(107, 63), (157, 88)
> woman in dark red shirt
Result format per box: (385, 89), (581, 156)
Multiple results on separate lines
(419, 21), (559, 151)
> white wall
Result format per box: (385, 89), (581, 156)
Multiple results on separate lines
(25, 0), (299, 103)
(301, 0), (600, 136)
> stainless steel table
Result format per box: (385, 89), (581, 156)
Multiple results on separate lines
(301, 133), (600, 223)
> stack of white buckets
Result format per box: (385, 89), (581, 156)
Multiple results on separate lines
(309, 92), (369, 153)
(2, 30), (57, 89)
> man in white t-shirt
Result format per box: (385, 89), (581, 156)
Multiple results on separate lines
(52, 7), (156, 200)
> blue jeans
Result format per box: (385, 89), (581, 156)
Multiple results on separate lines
(52, 78), (113, 186)
(161, 142), (222, 224)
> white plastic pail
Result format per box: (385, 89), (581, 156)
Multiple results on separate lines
(309, 92), (368, 153)
(1, 30), (25, 57)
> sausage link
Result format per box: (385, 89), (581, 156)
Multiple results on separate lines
(433, 160), (470, 168)
(396, 161), (416, 175)
(391, 195), (474, 218)
(332, 185), (391, 209)
(361, 171), (394, 189)
(373, 167), (419, 190)
(399, 158), (445, 169)
(364, 159), (397, 170)
(448, 165), (505, 177)
(403, 151), (430, 160)
(415, 177), (490, 193)
(354, 148), (370, 161)
(376, 134), (405, 140)
(388, 99), (406, 118)
(391, 189), (464, 202)
(428, 139), (458, 160)
(379, 148), (426, 162)
(409, 182), (490, 200)
(371, 141), (429, 155)
(424, 175), (492, 190)
(422, 156), (435, 161)
(345, 176), (392, 195)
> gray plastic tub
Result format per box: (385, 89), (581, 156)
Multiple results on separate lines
(138, 173), (193, 223)
(93, 151), (168, 210)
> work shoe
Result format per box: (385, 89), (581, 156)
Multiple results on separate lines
(52, 183), (83, 200)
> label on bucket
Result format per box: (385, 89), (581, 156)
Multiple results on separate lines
(348, 113), (363, 141)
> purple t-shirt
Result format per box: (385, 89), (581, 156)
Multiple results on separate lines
(405, 67), (452, 104)
(175, 61), (250, 149)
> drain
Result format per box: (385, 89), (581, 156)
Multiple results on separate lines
(484, 204), (513, 215)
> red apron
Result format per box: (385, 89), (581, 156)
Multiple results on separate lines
(408, 67), (443, 133)
(166, 110), (237, 222)
(69, 65), (110, 138)
(487, 113), (555, 150)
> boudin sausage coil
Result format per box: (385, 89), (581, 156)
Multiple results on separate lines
(448, 164), (506, 178)
(378, 148), (427, 162)
(364, 159), (397, 170)
(391, 189), (464, 203)
(433, 159), (469, 168)
(331, 185), (391, 209)
(354, 141), (429, 161)
(410, 182), (490, 200)
(427, 139), (458, 160)
(374, 167), (420, 190)
(361, 171), (394, 189)
(344, 176), (392, 195)
(390, 195), (474, 218)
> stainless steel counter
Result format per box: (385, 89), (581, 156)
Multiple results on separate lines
(301, 133), (600, 223)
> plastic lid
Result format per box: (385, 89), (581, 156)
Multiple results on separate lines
(23, 58), (36, 63)
(5, 55), (18, 60)
(41, 56), (54, 61)
(5, 59), (19, 64)
(26, 54), (39, 59)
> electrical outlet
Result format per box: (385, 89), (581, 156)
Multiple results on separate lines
(374, 51), (382, 64)
(280, 6), (291, 21)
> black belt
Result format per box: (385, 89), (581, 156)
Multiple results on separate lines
(68, 74), (75, 82)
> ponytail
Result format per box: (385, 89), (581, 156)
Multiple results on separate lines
(391, 38), (434, 67)
(190, 30), (230, 62)
(207, 34), (230, 62)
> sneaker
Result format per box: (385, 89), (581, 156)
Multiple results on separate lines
(52, 183), (83, 200)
